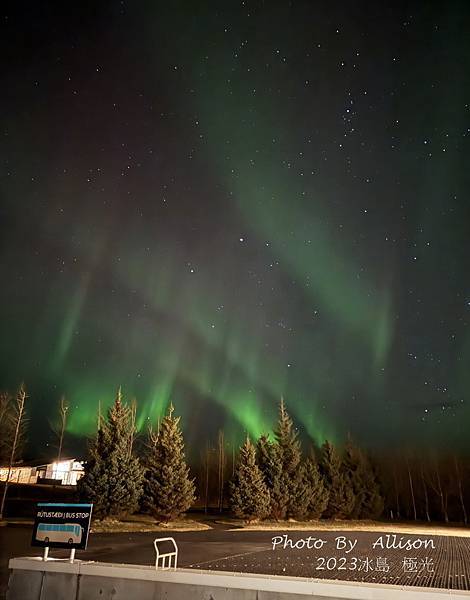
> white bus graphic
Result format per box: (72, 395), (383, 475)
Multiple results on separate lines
(36, 523), (83, 544)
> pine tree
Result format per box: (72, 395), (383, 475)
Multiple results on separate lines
(343, 440), (365, 519)
(303, 456), (329, 519)
(320, 440), (355, 519)
(361, 460), (384, 519)
(343, 440), (384, 520)
(142, 403), (195, 522)
(77, 426), (110, 518)
(256, 434), (286, 519)
(230, 437), (270, 522)
(273, 398), (308, 519)
(78, 388), (144, 519)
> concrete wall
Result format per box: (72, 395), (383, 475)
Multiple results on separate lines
(7, 557), (470, 600)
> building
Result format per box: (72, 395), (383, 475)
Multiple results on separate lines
(37, 459), (84, 485)
(0, 465), (37, 484)
(0, 458), (84, 486)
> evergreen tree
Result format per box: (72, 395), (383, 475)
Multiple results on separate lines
(256, 434), (285, 519)
(320, 440), (355, 519)
(343, 440), (384, 520)
(273, 398), (309, 519)
(142, 403), (195, 522)
(78, 388), (144, 518)
(360, 459), (384, 519)
(289, 460), (313, 520)
(230, 437), (270, 521)
(303, 456), (329, 519)
(343, 440), (365, 519)
(77, 426), (110, 518)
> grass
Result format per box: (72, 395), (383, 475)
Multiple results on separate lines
(90, 513), (211, 533)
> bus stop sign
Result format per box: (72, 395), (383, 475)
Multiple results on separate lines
(31, 503), (93, 550)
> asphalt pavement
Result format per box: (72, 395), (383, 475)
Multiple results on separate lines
(2, 521), (470, 599)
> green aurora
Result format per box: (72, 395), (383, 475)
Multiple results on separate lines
(1, 1), (470, 456)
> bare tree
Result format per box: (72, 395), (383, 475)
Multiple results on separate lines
(51, 396), (69, 465)
(217, 430), (225, 512)
(419, 461), (431, 522)
(405, 456), (417, 521)
(0, 392), (12, 464)
(392, 464), (401, 520)
(427, 456), (449, 523)
(46, 396), (70, 485)
(204, 442), (210, 514)
(454, 456), (467, 525)
(0, 384), (28, 519)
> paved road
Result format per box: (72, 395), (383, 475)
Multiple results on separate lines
(2, 522), (470, 598)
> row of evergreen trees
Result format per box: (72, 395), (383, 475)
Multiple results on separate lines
(2, 384), (468, 524)
(78, 390), (382, 523)
(78, 389), (195, 521)
(230, 399), (383, 522)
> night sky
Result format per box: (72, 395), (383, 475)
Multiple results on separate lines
(1, 1), (470, 456)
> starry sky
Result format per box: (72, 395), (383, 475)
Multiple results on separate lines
(1, 1), (470, 456)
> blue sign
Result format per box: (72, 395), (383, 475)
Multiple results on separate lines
(31, 503), (93, 550)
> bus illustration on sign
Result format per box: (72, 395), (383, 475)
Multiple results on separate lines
(36, 523), (83, 545)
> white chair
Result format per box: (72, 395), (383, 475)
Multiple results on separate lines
(154, 537), (178, 570)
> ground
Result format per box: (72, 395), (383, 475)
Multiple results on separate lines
(90, 514), (210, 533)
(2, 517), (470, 599)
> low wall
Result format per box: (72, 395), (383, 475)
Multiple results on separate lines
(7, 557), (470, 600)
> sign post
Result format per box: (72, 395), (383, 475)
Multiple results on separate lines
(31, 502), (93, 562)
